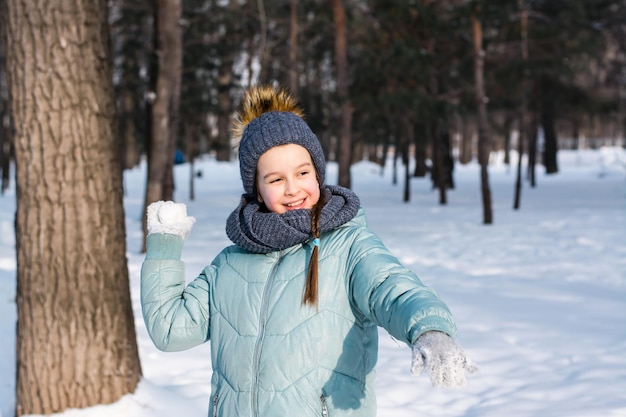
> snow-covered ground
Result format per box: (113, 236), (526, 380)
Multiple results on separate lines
(0, 147), (625, 417)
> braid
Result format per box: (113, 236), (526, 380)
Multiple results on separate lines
(303, 187), (325, 306)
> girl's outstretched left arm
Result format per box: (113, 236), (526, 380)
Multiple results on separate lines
(141, 201), (211, 352)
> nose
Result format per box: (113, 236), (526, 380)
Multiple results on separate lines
(284, 178), (297, 196)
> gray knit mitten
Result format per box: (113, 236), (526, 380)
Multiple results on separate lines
(147, 201), (196, 240)
(411, 331), (478, 388)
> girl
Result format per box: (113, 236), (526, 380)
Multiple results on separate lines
(141, 85), (476, 417)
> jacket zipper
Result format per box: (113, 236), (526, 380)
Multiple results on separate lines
(252, 253), (282, 417)
(212, 394), (218, 417)
(321, 395), (328, 417)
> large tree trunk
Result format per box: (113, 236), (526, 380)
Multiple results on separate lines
(142, 0), (182, 251)
(472, 6), (493, 224)
(332, 0), (353, 189)
(1, 0), (142, 415)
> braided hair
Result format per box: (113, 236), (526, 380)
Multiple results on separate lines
(302, 184), (325, 306)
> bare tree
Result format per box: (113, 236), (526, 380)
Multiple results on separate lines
(288, 0), (299, 94)
(472, 4), (493, 224)
(0, 0), (142, 414)
(142, 0), (183, 251)
(513, 0), (528, 210)
(332, 0), (353, 189)
(215, 0), (240, 162)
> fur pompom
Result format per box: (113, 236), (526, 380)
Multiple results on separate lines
(232, 85), (305, 144)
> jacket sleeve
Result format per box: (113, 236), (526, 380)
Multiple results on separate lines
(140, 233), (211, 352)
(347, 227), (457, 346)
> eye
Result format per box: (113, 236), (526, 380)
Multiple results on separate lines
(268, 177), (282, 184)
(298, 170), (310, 177)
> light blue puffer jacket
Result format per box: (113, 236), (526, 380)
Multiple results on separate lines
(141, 208), (456, 417)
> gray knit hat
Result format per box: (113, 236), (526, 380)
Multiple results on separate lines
(234, 86), (326, 195)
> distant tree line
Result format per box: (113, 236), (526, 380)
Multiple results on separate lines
(3, 1), (625, 205)
(107, 0), (625, 221)
(2, 1), (624, 217)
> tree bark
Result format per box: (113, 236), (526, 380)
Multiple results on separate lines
(472, 6), (493, 224)
(1, 0), (142, 414)
(332, 0), (353, 189)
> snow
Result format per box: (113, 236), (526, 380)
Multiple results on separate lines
(1, 147), (625, 417)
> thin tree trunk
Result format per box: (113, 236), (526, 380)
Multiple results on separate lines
(162, 0), (182, 200)
(288, 0), (298, 93)
(256, 0), (268, 81)
(186, 122), (198, 201)
(472, 6), (493, 224)
(392, 135), (398, 186)
(142, 0), (182, 251)
(442, 130), (454, 189)
(572, 116), (580, 150)
(513, 0), (528, 210)
(1, 0), (142, 414)
(402, 116), (412, 202)
(244, 0), (256, 88)
(0, 39), (11, 194)
(216, 0), (239, 162)
(332, 0), (353, 189)
(616, 81), (626, 143)
(121, 90), (140, 169)
(0, 107), (11, 194)
(541, 75), (559, 174)
(216, 66), (233, 161)
(413, 122), (428, 177)
(431, 121), (447, 205)
(380, 140), (389, 174)
(503, 112), (512, 166)
(527, 112), (538, 187)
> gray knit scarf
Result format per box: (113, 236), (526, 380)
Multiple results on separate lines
(225, 185), (360, 254)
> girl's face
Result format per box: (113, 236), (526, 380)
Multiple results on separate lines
(256, 144), (321, 214)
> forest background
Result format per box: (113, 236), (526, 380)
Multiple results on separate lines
(0, 0), (624, 416)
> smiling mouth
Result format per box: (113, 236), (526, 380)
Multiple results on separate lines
(285, 199), (305, 208)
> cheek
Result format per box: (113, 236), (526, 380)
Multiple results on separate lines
(259, 186), (281, 207)
(309, 184), (321, 206)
